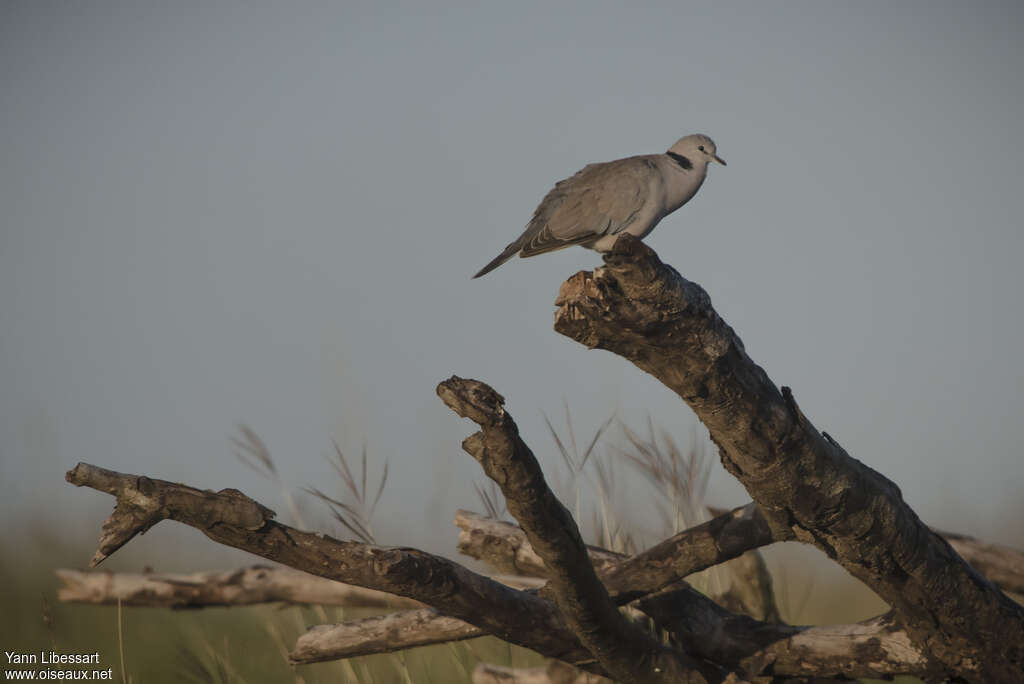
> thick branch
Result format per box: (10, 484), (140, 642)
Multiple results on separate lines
(639, 592), (925, 680)
(437, 377), (726, 684)
(553, 235), (1024, 682)
(64, 462), (598, 672)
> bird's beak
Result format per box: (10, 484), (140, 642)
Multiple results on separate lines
(713, 154), (726, 166)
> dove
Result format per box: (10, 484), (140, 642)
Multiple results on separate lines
(473, 134), (724, 278)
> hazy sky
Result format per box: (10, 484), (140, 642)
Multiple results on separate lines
(2, 1), (1022, 573)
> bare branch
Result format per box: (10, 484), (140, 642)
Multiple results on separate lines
(639, 592), (926, 681)
(458, 503), (788, 610)
(455, 510), (624, 579)
(290, 609), (481, 664)
(56, 566), (543, 611)
(603, 502), (789, 604)
(552, 234), (1024, 682)
(289, 596), (928, 679)
(64, 462), (600, 673)
(473, 661), (611, 683)
(437, 377), (727, 683)
(55, 567), (425, 609)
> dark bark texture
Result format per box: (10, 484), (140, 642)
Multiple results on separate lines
(437, 377), (726, 684)
(64, 463), (599, 672)
(552, 234), (1024, 683)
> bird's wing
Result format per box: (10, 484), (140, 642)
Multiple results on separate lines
(517, 156), (658, 258)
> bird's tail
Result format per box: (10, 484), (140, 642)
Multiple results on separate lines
(472, 242), (520, 278)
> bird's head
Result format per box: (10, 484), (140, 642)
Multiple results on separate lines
(668, 134), (726, 167)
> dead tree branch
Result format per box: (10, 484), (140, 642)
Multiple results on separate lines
(64, 457), (933, 679)
(290, 594), (928, 679)
(455, 509), (625, 578)
(64, 462), (600, 674)
(552, 234), (1024, 682)
(458, 505), (784, 620)
(290, 609), (480, 664)
(472, 661), (611, 684)
(55, 567), (424, 609)
(437, 376), (728, 683)
(55, 566), (542, 610)
(639, 593), (925, 681)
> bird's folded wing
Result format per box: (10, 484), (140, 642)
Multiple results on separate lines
(519, 157), (656, 258)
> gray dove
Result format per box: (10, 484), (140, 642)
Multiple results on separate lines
(473, 134), (725, 278)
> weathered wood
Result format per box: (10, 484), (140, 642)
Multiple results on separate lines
(640, 592), (925, 680)
(290, 609), (480, 664)
(457, 505), (784, 621)
(472, 661), (611, 684)
(438, 377), (726, 684)
(55, 566), (425, 609)
(64, 459), (933, 679)
(55, 566), (545, 610)
(455, 509), (625, 578)
(64, 462), (600, 674)
(553, 234), (1024, 682)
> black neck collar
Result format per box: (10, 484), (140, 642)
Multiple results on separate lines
(666, 151), (693, 170)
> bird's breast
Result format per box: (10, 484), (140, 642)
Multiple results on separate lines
(663, 169), (706, 214)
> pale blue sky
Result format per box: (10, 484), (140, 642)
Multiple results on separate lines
(2, 1), (1022, 578)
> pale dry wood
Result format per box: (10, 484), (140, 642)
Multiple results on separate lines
(55, 567), (425, 609)
(290, 609), (480, 664)
(55, 567), (543, 610)
(473, 661), (612, 684)
(455, 509), (624, 578)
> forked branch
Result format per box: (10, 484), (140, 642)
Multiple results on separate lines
(64, 462), (599, 673)
(437, 377), (726, 683)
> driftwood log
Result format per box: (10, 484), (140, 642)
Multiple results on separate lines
(63, 235), (1023, 682)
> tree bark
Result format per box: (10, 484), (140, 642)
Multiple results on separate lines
(64, 462), (601, 674)
(552, 234), (1024, 682)
(438, 377), (727, 683)
(290, 609), (480, 664)
(55, 567), (425, 609)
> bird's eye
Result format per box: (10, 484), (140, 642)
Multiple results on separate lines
(698, 145), (705, 152)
